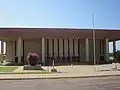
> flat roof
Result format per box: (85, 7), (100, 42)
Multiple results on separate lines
(0, 28), (119, 40)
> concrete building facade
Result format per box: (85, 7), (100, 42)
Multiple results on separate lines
(0, 28), (119, 65)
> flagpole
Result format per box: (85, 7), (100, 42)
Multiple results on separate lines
(92, 13), (96, 65)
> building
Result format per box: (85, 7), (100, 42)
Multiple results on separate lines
(0, 28), (119, 65)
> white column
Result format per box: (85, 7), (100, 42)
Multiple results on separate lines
(105, 38), (109, 61)
(64, 39), (68, 57)
(49, 39), (52, 57)
(54, 39), (58, 57)
(59, 39), (63, 57)
(17, 37), (22, 63)
(113, 40), (116, 52)
(74, 39), (78, 56)
(89, 39), (93, 61)
(69, 39), (73, 56)
(42, 38), (45, 63)
(6, 41), (13, 62)
(6, 41), (16, 62)
(85, 38), (89, 62)
(0, 41), (4, 61)
(45, 39), (47, 57)
(95, 40), (100, 63)
(100, 40), (102, 55)
(80, 40), (86, 61)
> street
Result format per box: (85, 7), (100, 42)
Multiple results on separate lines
(0, 76), (120, 90)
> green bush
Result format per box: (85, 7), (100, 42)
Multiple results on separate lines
(113, 50), (120, 63)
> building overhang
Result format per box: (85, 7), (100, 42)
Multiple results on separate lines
(0, 28), (120, 40)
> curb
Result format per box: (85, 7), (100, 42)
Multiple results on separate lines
(0, 74), (120, 80)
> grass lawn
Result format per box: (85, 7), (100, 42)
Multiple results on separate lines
(0, 66), (18, 72)
(0, 66), (50, 74)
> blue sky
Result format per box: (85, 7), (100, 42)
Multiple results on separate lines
(0, 0), (120, 53)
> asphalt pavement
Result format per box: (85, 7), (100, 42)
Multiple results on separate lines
(0, 76), (120, 90)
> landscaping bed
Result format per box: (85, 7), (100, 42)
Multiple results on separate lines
(0, 66), (18, 72)
(0, 66), (50, 74)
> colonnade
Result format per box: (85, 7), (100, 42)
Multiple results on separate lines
(0, 38), (112, 65)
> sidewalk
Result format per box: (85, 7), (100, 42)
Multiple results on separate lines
(0, 70), (120, 80)
(1, 64), (120, 80)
